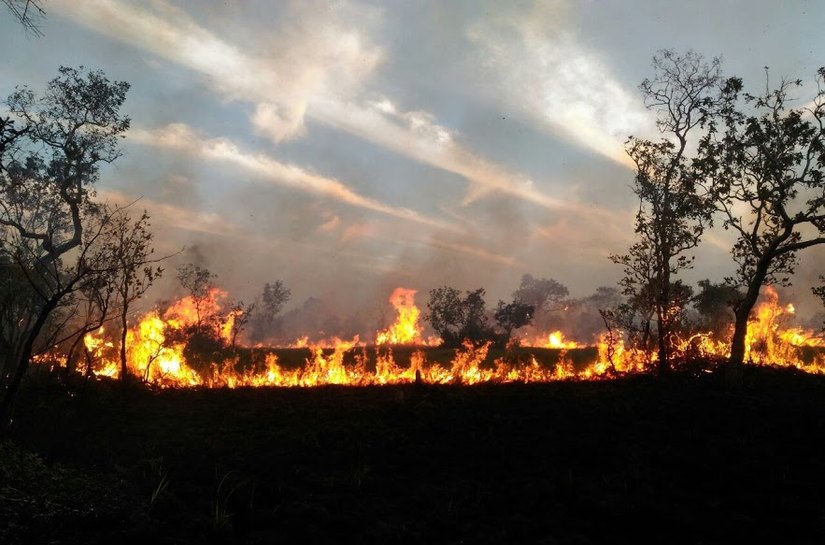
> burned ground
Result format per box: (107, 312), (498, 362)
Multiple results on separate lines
(4, 366), (825, 544)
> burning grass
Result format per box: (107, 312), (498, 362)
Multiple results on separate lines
(60, 285), (825, 388)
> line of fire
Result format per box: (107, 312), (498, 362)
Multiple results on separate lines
(68, 284), (824, 389)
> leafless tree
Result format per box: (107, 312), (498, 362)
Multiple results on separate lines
(3, 0), (45, 36)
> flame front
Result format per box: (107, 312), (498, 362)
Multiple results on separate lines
(78, 285), (825, 388)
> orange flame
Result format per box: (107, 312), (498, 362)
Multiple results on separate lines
(375, 288), (425, 345)
(523, 330), (584, 349)
(75, 285), (824, 387)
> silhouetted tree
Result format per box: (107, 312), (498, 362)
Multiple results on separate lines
(249, 280), (290, 343)
(494, 300), (534, 341)
(611, 50), (736, 373)
(105, 210), (163, 381)
(426, 286), (464, 346)
(0, 67), (131, 426)
(426, 286), (494, 346)
(461, 288), (491, 342)
(814, 277), (825, 327)
(691, 279), (742, 337)
(512, 274), (568, 315)
(697, 68), (825, 369)
(176, 263), (216, 333)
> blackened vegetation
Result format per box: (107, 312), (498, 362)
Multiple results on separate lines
(4, 367), (825, 544)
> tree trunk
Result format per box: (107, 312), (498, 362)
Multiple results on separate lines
(657, 265), (671, 375)
(0, 296), (60, 431)
(726, 265), (769, 387)
(119, 301), (129, 382)
(729, 285), (762, 368)
(656, 312), (669, 375)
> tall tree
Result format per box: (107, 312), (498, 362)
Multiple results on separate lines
(0, 67), (131, 425)
(698, 68), (825, 368)
(611, 50), (735, 373)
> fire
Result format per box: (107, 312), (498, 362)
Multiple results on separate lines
(375, 288), (425, 345)
(523, 330), (584, 349)
(75, 285), (824, 388)
(742, 286), (825, 372)
(83, 328), (118, 377)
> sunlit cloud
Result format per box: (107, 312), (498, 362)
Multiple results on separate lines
(426, 238), (523, 269)
(53, 0), (569, 210)
(466, 4), (654, 166)
(97, 189), (238, 238)
(52, 0), (384, 142)
(311, 96), (567, 208)
(129, 123), (456, 232)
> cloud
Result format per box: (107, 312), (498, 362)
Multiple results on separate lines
(466, 4), (654, 166)
(53, 0), (384, 142)
(97, 189), (237, 238)
(311, 96), (568, 208)
(54, 0), (571, 210)
(128, 123), (456, 231)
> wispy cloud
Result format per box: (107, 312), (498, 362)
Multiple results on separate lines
(129, 123), (456, 232)
(311, 96), (568, 208)
(53, 0), (383, 142)
(98, 189), (237, 237)
(53, 0), (568, 210)
(466, 4), (654, 166)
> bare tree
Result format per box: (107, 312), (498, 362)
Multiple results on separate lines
(611, 50), (735, 373)
(176, 263), (216, 333)
(104, 209), (163, 382)
(3, 0), (45, 36)
(698, 68), (825, 369)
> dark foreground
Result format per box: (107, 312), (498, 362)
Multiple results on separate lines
(4, 368), (825, 544)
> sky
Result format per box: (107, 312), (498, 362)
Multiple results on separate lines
(2, 0), (824, 319)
